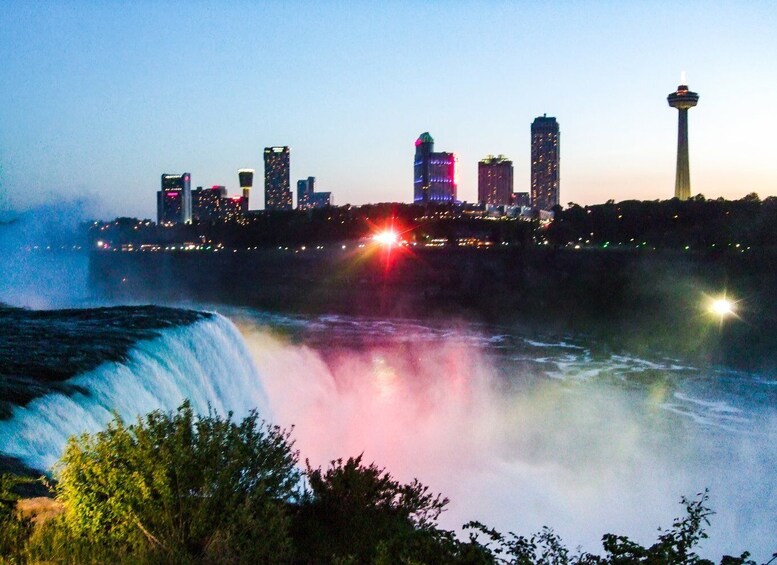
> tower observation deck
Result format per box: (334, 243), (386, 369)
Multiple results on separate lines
(667, 81), (699, 200)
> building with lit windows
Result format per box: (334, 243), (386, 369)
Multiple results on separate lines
(297, 176), (315, 210)
(157, 173), (192, 224)
(298, 176), (333, 209)
(263, 146), (292, 210)
(478, 155), (513, 206)
(191, 186), (247, 223)
(413, 132), (456, 204)
(530, 115), (560, 211)
(192, 185), (225, 223)
(512, 192), (530, 207)
(218, 194), (248, 221)
(310, 191), (332, 208)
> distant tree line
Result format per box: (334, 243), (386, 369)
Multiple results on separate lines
(87, 196), (777, 253)
(1, 403), (773, 564)
(88, 203), (533, 250)
(546, 194), (777, 251)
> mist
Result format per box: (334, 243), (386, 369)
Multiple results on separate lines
(234, 316), (777, 561)
(0, 200), (100, 309)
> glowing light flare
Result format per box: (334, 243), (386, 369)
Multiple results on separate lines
(357, 218), (420, 276)
(710, 298), (734, 317)
(373, 229), (400, 247)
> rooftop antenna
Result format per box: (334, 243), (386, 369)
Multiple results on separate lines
(680, 70), (687, 85)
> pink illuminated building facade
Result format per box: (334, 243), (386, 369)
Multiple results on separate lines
(413, 132), (456, 204)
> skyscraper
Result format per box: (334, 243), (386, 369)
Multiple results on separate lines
(191, 185), (247, 223)
(309, 192), (333, 208)
(530, 116), (560, 211)
(478, 155), (514, 206)
(667, 79), (699, 201)
(263, 147), (292, 210)
(157, 173), (192, 224)
(297, 176), (333, 209)
(192, 186), (225, 223)
(238, 169), (254, 207)
(297, 176), (315, 210)
(413, 132), (456, 204)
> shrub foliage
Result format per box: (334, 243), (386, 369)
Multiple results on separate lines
(53, 401), (298, 563)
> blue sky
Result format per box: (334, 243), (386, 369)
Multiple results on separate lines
(1, 1), (775, 219)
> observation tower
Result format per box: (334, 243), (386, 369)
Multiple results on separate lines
(667, 76), (699, 200)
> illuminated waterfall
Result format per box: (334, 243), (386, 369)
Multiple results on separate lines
(0, 314), (269, 471)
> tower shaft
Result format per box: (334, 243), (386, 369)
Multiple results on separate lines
(667, 82), (698, 200)
(675, 108), (691, 200)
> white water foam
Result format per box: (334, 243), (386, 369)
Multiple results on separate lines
(0, 314), (269, 470)
(232, 314), (777, 562)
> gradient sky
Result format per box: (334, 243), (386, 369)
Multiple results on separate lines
(1, 1), (775, 219)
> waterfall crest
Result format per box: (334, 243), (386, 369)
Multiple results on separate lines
(0, 314), (269, 471)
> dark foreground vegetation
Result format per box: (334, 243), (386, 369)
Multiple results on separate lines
(1, 404), (773, 564)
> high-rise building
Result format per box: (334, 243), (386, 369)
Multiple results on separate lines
(192, 186), (225, 223)
(157, 173), (192, 224)
(478, 155), (514, 206)
(297, 176), (333, 209)
(413, 132), (456, 204)
(512, 192), (530, 207)
(310, 191), (332, 208)
(219, 194), (248, 221)
(530, 116), (560, 211)
(263, 146), (292, 210)
(297, 176), (315, 210)
(238, 169), (254, 207)
(192, 185), (247, 223)
(667, 79), (699, 201)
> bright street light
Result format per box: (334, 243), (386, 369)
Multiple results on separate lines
(709, 297), (735, 318)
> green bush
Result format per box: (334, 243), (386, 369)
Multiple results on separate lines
(47, 401), (299, 563)
(291, 454), (491, 564)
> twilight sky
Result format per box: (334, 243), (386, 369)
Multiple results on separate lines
(1, 1), (775, 219)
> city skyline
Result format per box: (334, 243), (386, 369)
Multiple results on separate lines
(1, 2), (776, 219)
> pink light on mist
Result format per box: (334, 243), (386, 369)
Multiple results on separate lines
(234, 318), (775, 559)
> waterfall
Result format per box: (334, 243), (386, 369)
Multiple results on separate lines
(0, 314), (270, 471)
